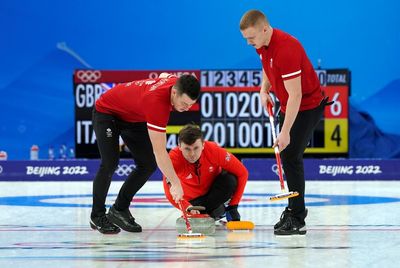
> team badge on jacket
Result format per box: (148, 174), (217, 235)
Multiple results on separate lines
(106, 128), (112, 138)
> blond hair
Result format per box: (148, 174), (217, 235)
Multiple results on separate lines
(240, 10), (269, 30)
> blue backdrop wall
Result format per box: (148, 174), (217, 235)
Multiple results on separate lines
(1, 0), (399, 159)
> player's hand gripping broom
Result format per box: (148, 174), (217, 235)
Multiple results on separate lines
(267, 102), (299, 201)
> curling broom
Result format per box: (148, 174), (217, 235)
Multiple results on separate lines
(267, 102), (299, 201)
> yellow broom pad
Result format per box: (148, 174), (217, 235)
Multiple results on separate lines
(270, 191), (299, 201)
(226, 221), (255, 230)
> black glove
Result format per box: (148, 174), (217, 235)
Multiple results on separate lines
(225, 205), (240, 221)
(322, 96), (334, 106)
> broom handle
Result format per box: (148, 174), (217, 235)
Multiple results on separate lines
(267, 103), (285, 191)
(167, 181), (193, 233)
(178, 200), (192, 233)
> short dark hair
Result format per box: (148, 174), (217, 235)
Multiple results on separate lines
(175, 74), (201, 100)
(178, 124), (204, 145)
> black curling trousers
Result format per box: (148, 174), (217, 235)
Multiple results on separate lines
(189, 171), (237, 218)
(279, 101), (325, 223)
(91, 109), (157, 217)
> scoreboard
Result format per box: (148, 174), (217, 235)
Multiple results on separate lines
(73, 69), (349, 158)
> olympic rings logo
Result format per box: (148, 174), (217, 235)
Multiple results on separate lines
(271, 164), (285, 176)
(76, 70), (101, 82)
(115, 164), (136, 177)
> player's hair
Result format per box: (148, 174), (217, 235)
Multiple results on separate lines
(240, 10), (269, 30)
(175, 74), (201, 100)
(178, 124), (204, 145)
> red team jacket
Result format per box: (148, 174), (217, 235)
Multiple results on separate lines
(95, 76), (177, 132)
(163, 141), (248, 210)
(256, 29), (323, 113)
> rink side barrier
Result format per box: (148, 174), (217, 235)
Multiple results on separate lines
(0, 159), (399, 181)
